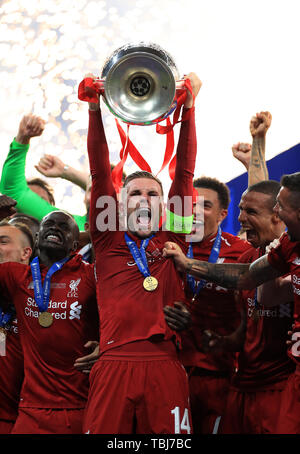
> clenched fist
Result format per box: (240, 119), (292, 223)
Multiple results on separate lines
(249, 111), (272, 138)
(16, 114), (46, 145)
(232, 142), (252, 170)
(35, 154), (65, 178)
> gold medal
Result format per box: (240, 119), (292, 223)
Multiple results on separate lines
(38, 312), (53, 328)
(143, 276), (158, 292)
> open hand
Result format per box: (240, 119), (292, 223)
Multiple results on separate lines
(163, 301), (191, 331)
(73, 340), (99, 374)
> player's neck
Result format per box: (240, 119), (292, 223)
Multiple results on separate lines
(127, 228), (154, 241)
(38, 248), (69, 268)
(202, 228), (219, 243)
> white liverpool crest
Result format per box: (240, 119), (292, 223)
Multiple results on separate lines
(67, 278), (81, 297)
(292, 257), (300, 266)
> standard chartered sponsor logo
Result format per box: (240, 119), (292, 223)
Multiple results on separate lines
(69, 301), (82, 320)
(24, 297), (82, 321)
(292, 274), (300, 285)
(247, 298), (291, 318)
(293, 285), (300, 296)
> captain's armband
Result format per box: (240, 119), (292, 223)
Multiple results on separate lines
(165, 208), (194, 234)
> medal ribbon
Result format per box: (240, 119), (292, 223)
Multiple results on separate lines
(187, 225), (222, 298)
(30, 256), (69, 313)
(124, 233), (154, 279)
(251, 288), (260, 320)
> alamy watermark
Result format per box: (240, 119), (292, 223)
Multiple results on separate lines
(93, 190), (205, 242)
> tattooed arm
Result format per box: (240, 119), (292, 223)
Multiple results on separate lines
(163, 242), (283, 289)
(248, 111), (271, 185)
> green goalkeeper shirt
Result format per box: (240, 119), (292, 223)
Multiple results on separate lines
(0, 139), (87, 231)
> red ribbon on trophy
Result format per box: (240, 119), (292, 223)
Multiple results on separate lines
(78, 76), (194, 192)
(78, 43), (195, 193)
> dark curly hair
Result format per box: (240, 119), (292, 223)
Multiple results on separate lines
(193, 176), (230, 209)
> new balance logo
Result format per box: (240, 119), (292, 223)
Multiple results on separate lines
(69, 301), (82, 320)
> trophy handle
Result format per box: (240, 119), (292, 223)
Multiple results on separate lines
(94, 78), (105, 94)
(175, 80), (185, 90)
(95, 78), (185, 96)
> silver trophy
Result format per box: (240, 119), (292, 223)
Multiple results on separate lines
(96, 42), (183, 125)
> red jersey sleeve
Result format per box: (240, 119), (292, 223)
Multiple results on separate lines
(166, 107), (196, 233)
(267, 233), (291, 275)
(0, 262), (27, 309)
(87, 109), (118, 250)
(168, 107), (196, 204)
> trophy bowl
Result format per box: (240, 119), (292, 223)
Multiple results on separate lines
(100, 42), (180, 125)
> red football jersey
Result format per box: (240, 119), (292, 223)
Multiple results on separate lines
(232, 247), (295, 389)
(180, 232), (251, 372)
(0, 316), (23, 421)
(87, 107), (196, 355)
(267, 232), (300, 364)
(0, 254), (98, 409)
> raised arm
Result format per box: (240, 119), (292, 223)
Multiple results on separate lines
(248, 111), (271, 185)
(83, 78), (117, 241)
(0, 114), (45, 207)
(0, 114), (54, 217)
(0, 114), (87, 231)
(35, 154), (89, 191)
(232, 111), (271, 186)
(167, 72), (201, 233)
(163, 241), (283, 289)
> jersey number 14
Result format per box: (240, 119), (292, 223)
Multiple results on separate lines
(171, 406), (191, 434)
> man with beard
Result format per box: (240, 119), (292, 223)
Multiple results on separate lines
(174, 110), (272, 434)
(202, 180), (295, 434)
(0, 210), (98, 434)
(82, 72), (201, 434)
(163, 171), (300, 434)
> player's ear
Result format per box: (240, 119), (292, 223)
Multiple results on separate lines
(218, 208), (228, 224)
(22, 246), (32, 263)
(71, 240), (79, 252)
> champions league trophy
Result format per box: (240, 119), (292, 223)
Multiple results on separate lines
(78, 42), (191, 191)
(93, 42), (183, 126)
